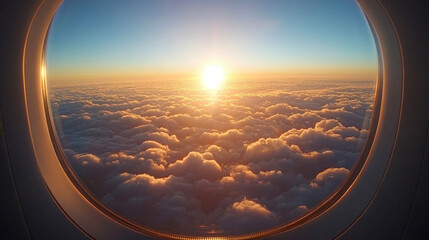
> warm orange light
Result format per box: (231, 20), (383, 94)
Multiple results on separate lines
(41, 64), (46, 79)
(202, 65), (224, 90)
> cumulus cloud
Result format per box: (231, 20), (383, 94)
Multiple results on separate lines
(169, 152), (222, 181)
(49, 79), (374, 235)
(219, 197), (276, 234)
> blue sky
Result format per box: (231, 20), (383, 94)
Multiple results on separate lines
(46, 0), (377, 82)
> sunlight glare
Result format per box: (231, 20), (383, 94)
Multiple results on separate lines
(203, 65), (224, 90)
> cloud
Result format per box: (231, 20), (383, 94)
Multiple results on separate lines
(219, 197), (276, 234)
(49, 79), (374, 235)
(231, 197), (273, 217)
(168, 152), (222, 181)
(312, 167), (350, 190)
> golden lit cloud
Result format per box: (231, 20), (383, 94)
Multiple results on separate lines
(232, 198), (273, 218)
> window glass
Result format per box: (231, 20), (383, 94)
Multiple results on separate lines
(46, 0), (377, 236)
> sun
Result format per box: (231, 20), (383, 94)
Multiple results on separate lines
(202, 65), (224, 90)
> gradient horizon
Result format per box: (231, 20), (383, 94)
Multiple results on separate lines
(45, 0), (377, 84)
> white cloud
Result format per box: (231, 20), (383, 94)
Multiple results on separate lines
(49, 79), (374, 235)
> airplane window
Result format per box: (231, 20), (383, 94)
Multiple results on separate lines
(44, 0), (378, 237)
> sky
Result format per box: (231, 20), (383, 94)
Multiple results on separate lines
(45, 0), (378, 83)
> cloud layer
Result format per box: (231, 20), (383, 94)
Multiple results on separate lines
(49, 79), (374, 235)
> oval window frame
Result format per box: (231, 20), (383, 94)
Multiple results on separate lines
(22, 0), (402, 239)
